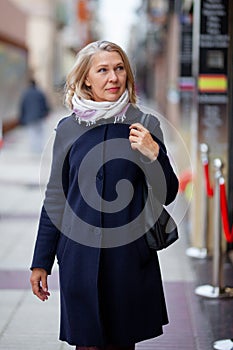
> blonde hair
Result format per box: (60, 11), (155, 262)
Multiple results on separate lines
(65, 40), (137, 109)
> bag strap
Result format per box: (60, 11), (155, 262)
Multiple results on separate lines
(140, 113), (149, 129)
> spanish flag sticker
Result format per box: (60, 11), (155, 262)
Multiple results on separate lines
(198, 74), (227, 93)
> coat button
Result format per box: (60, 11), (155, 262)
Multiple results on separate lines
(94, 227), (101, 236)
(96, 172), (103, 181)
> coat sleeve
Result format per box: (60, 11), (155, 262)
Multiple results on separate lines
(140, 115), (179, 205)
(30, 120), (70, 274)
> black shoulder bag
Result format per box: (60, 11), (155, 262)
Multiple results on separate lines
(140, 113), (179, 251)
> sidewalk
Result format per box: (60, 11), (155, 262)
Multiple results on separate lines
(0, 109), (233, 350)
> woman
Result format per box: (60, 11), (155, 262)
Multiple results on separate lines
(30, 40), (179, 349)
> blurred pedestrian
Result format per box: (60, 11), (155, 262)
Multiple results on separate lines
(30, 40), (179, 349)
(19, 78), (50, 153)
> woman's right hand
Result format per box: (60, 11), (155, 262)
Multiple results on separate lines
(30, 268), (50, 301)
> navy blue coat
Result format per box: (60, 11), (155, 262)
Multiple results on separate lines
(31, 105), (179, 346)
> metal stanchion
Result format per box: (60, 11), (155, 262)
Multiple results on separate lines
(195, 158), (233, 298)
(213, 338), (233, 350)
(186, 143), (210, 259)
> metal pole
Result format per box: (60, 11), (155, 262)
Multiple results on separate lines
(185, 0), (202, 257)
(186, 143), (209, 258)
(192, 0), (200, 79)
(200, 144), (210, 253)
(195, 159), (233, 298)
(212, 159), (223, 293)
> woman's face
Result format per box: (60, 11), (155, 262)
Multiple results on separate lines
(85, 50), (127, 102)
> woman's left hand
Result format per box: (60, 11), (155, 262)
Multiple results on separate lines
(129, 123), (159, 161)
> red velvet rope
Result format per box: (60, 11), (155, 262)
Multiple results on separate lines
(219, 178), (233, 243)
(203, 162), (214, 197)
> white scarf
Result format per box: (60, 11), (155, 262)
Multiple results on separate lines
(72, 90), (129, 125)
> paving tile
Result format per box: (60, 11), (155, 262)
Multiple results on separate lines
(0, 290), (26, 334)
(0, 221), (39, 270)
(0, 291), (62, 349)
(0, 270), (59, 290)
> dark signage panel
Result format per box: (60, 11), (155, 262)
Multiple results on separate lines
(200, 0), (228, 36)
(199, 0), (229, 75)
(180, 18), (193, 77)
(198, 0), (229, 148)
